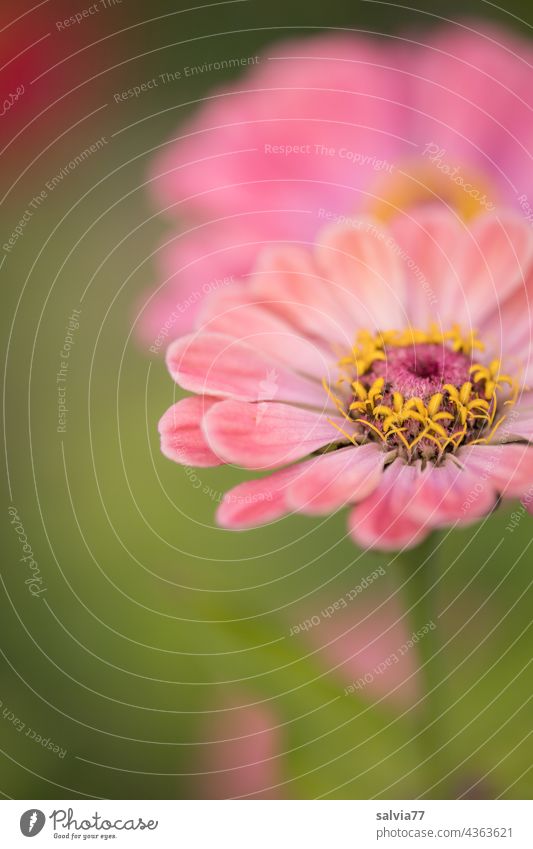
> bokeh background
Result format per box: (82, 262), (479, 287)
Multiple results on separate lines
(1, 0), (532, 800)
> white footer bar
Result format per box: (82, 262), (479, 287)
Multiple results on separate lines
(0, 799), (531, 848)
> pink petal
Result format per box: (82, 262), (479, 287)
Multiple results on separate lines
(158, 396), (222, 466)
(412, 24), (533, 202)
(491, 392), (533, 442)
(389, 208), (466, 327)
(455, 212), (533, 327)
(287, 444), (384, 514)
(480, 276), (533, 379)
(458, 443), (533, 499)
(203, 400), (348, 469)
(136, 218), (269, 345)
(217, 465), (300, 529)
(350, 455), (497, 551)
(407, 456), (496, 526)
(166, 332), (326, 407)
(315, 221), (407, 331)
(218, 444), (385, 527)
(250, 245), (352, 344)
(349, 462), (430, 551)
(136, 277), (202, 350)
(198, 284), (333, 380)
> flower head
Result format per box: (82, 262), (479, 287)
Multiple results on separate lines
(159, 210), (533, 550)
(141, 23), (533, 343)
(328, 327), (513, 461)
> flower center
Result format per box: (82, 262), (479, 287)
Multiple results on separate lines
(370, 344), (471, 398)
(324, 326), (518, 463)
(368, 159), (498, 222)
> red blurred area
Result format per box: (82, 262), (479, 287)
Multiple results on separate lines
(0, 0), (129, 174)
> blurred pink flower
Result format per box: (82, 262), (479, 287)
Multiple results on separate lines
(141, 23), (533, 343)
(297, 594), (421, 709)
(196, 696), (282, 799)
(158, 210), (533, 550)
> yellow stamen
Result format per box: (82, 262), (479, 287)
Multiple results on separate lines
(327, 418), (357, 445)
(340, 326), (484, 380)
(427, 392), (443, 417)
(326, 324), (519, 461)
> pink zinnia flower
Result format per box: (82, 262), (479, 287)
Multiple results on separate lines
(158, 210), (533, 550)
(141, 23), (533, 343)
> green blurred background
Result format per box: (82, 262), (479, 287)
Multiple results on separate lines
(1, 0), (532, 799)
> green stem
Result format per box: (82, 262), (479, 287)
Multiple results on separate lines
(399, 533), (451, 799)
